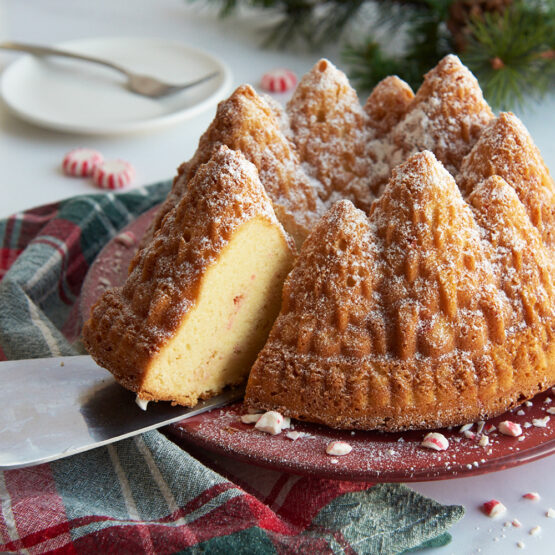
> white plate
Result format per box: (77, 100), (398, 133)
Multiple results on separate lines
(0, 37), (232, 135)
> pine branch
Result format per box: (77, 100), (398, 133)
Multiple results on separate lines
(189, 0), (555, 110)
(461, 0), (555, 110)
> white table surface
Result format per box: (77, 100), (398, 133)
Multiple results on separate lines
(1, 1), (554, 553)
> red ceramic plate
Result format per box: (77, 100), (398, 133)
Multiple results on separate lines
(81, 208), (555, 482)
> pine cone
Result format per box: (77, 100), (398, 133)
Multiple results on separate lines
(448, 0), (513, 52)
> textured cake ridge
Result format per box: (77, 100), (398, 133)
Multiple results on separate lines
(144, 55), (497, 247)
(146, 85), (324, 247)
(245, 151), (555, 430)
(363, 75), (415, 139)
(459, 111), (555, 250)
(83, 146), (293, 396)
(389, 55), (494, 176)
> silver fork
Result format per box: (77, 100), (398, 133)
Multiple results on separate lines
(0, 41), (219, 98)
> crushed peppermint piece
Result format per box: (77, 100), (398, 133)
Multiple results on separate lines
(463, 430), (476, 439)
(518, 436), (525, 441)
(499, 420), (522, 437)
(517, 541), (525, 548)
(255, 411), (287, 435)
(476, 421), (486, 434)
(460, 423), (474, 433)
(241, 413), (263, 424)
(483, 499), (507, 518)
(115, 231), (137, 247)
(522, 492), (540, 501)
(547, 407), (555, 415)
(546, 508), (555, 518)
(329, 458), (339, 464)
(326, 441), (352, 456)
(135, 396), (148, 411)
(285, 431), (310, 441)
(525, 401), (533, 407)
(421, 432), (449, 451)
(523, 422), (532, 428)
(478, 435), (489, 447)
(326, 441), (353, 457)
(544, 397), (552, 404)
(517, 410), (525, 416)
(532, 416), (550, 427)
(484, 424), (496, 434)
(512, 519), (522, 528)
(529, 526), (541, 536)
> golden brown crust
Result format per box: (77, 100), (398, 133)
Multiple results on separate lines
(83, 146), (292, 390)
(143, 55), (494, 248)
(144, 85), (323, 248)
(245, 152), (555, 430)
(364, 75), (415, 139)
(87, 55), (555, 431)
(459, 112), (555, 250)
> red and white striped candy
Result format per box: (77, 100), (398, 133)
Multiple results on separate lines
(260, 69), (297, 93)
(62, 148), (103, 177)
(483, 499), (507, 518)
(421, 432), (449, 451)
(93, 160), (135, 190)
(499, 420), (522, 437)
(523, 492), (540, 501)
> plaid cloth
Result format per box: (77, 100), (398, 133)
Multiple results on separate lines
(0, 184), (464, 554)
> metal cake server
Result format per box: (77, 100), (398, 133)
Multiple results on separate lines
(0, 355), (243, 470)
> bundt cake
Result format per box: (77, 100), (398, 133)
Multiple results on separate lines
(83, 146), (295, 406)
(83, 54), (555, 430)
(244, 151), (555, 430)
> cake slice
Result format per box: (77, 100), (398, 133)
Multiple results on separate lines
(245, 151), (545, 430)
(83, 146), (296, 406)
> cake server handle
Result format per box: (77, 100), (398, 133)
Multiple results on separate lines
(0, 355), (244, 470)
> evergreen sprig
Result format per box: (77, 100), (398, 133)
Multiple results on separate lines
(192, 0), (555, 109)
(461, 0), (555, 110)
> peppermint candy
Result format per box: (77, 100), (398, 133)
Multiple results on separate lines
(325, 441), (352, 456)
(260, 69), (297, 93)
(498, 420), (522, 437)
(93, 160), (135, 190)
(483, 499), (507, 518)
(62, 148), (103, 177)
(421, 432), (449, 451)
(254, 411), (290, 435)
